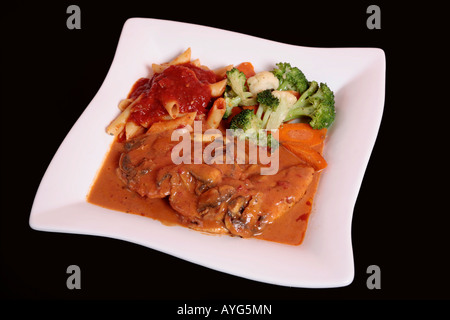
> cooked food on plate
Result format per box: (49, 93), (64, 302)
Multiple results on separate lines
(88, 48), (336, 245)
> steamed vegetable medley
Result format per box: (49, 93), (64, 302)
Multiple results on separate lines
(224, 62), (336, 149)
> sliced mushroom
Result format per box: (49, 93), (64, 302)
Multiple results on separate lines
(224, 193), (263, 238)
(197, 185), (236, 213)
(184, 164), (222, 186)
(226, 196), (248, 219)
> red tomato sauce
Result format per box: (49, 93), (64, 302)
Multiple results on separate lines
(127, 63), (217, 127)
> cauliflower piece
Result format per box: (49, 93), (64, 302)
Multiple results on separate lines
(247, 71), (280, 95)
(265, 90), (298, 130)
(271, 90), (298, 105)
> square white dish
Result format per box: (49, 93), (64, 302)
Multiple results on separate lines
(29, 18), (385, 288)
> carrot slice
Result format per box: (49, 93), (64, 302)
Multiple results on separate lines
(242, 105), (256, 111)
(282, 141), (328, 171)
(279, 123), (327, 147)
(236, 62), (256, 78)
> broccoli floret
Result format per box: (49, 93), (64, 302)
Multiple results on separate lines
(255, 89), (280, 128)
(229, 109), (277, 150)
(230, 109), (261, 133)
(272, 62), (309, 94)
(257, 89), (279, 108)
(284, 81), (336, 129)
(223, 88), (241, 118)
(229, 108), (261, 144)
(226, 68), (257, 107)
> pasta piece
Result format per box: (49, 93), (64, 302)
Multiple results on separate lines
(164, 100), (180, 119)
(106, 94), (143, 136)
(153, 59), (210, 74)
(190, 59), (201, 67)
(209, 79), (227, 97)
(161, 113), (189, 121)
(118, 98), (133, 111)
(168, 47), (191, 65)
(151, 63), (170, 74)
(147, 112), (197, 135)
(106, 106), (132, 136)
(125, 121), (144, 140)
(214, 65), (233, 78)
(205, 98), (226, 129)
(152, 48), (192, 74)
(192, 59), (213, 72)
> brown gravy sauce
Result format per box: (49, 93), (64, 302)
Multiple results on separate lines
(87, 139), (323, 246)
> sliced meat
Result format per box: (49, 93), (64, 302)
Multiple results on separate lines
(117, 129), (316, 238)
(224, 165), (315, 237)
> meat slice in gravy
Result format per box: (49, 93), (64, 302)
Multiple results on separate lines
(117, 129), (315, 238)
(224, 165), (314, 237)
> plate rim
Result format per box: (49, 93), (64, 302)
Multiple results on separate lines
(29, 17), (386, 288)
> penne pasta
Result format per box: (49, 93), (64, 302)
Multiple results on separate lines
(153, 59), (210, 74)
(161, 113), (191, 121)
(168, 47), (191, 65)
(164, 100), (180, 119)
(147, 112), (197, 135)
(214, 65), (233, 78)
(106, 106), (132, 136)
(190, 58), (201, 67)
(209, 79), (227, 97)
(106, 94), (143, 136)
(152, 48), (192, 74)
(118, 98), (133, 111)
(108, 49), (237, 141)
(194, 60), (213, 72)
(125, 121), (144, 140)
(151, 63), (170, 74)
(205, 97), (226, 129)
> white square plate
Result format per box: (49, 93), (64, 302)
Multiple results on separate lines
(29, 18), (385, 288)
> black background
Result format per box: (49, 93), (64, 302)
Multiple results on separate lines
(1, 0), (448, 312)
